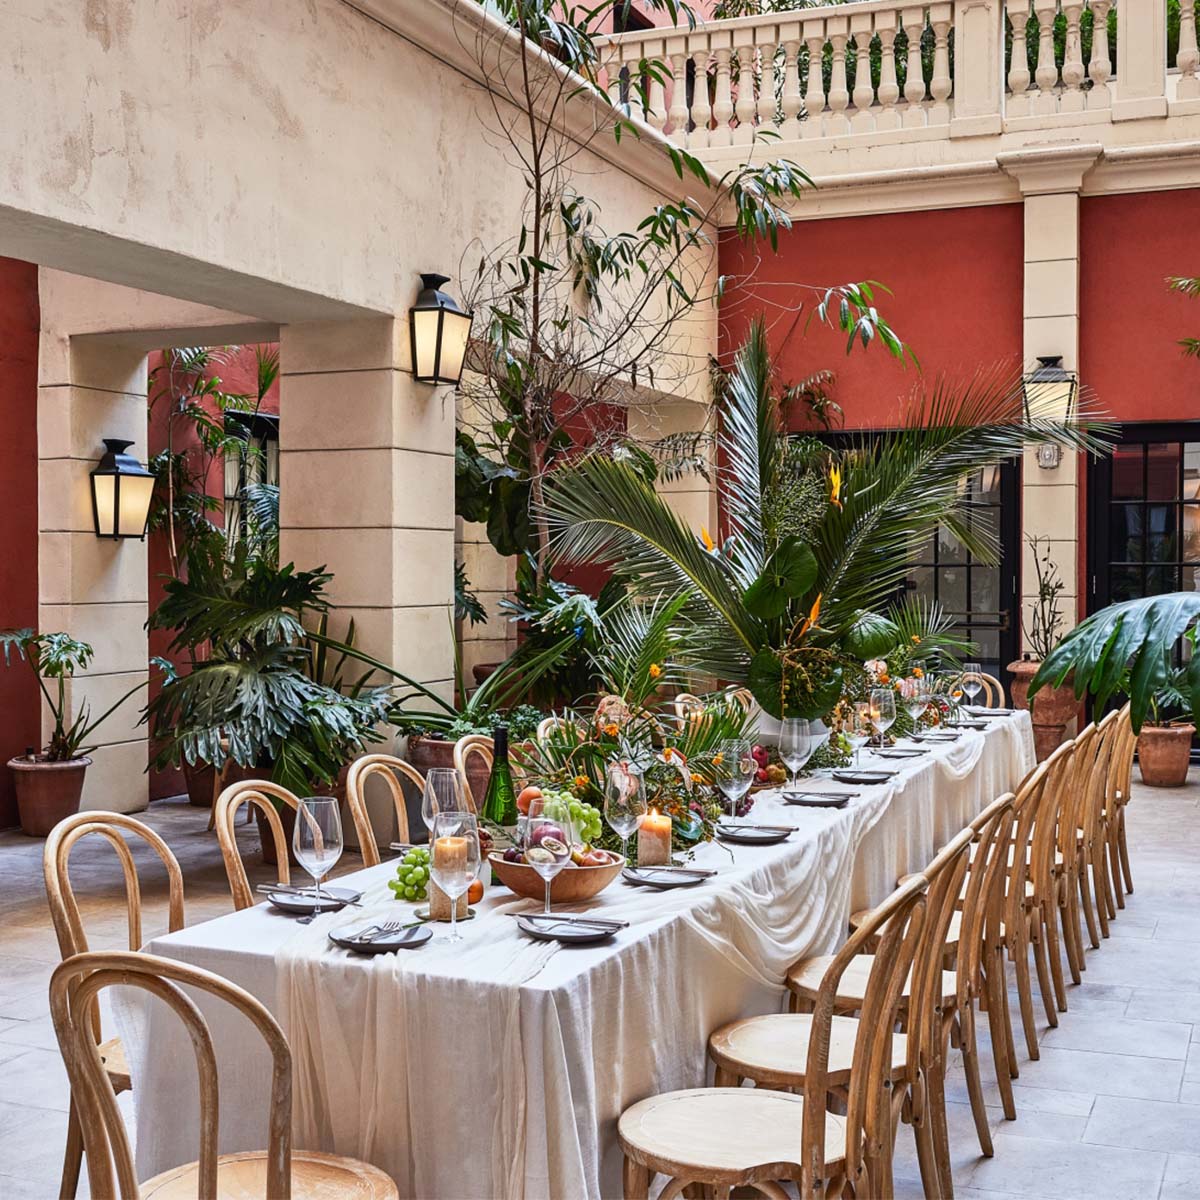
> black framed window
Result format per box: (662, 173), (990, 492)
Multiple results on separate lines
(224, 412), (279, 548)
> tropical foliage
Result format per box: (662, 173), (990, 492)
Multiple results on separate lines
(543, 319), (1110, 719)
(0, 630), (148, 761)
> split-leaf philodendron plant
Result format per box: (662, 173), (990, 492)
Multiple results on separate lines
(543, 319), (1111, 719)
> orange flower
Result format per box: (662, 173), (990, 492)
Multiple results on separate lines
(700, 525), (715, 552)
(911, 635), (920, 644)
(662, 747), (675, 761)
(573, 774), (589, 790)
(712, 751), (725, 766)
(913, 666), (924, 679)
(879, 673), (890, 685)
(829, 464), (843, 510)
(603, 722), (620, 736)
(798, 592), (823, 638)
(648, 663), (662, 679)
(951, 689), (962, 700)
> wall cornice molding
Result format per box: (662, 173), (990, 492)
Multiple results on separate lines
(997, 143), (1105, 195)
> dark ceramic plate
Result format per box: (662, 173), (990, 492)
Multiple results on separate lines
(831, 769), (896, 785)
(516, 915), (618, 944)
(622, 867), (709, 889)
(328, 922), (432, 953)
(783, 792), (851, 809)
(715, 824), (791, 845)
(265, 886), (361, 915)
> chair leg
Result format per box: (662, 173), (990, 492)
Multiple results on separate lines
(1107, 826), (1126, 911)
(984, 959), (1017, 1119)
(958, 1010), (994, 1158)
(1012, 933), (1041, 1061)
(59, 1098), (85, 1200)
(1090, 849), (1113, 937)
(713, 1066), (738, 1088)
(1063, 887), (1086, 978)
(1078, 860), (1101, 950)
(1041, 902), (1068, 1014)
(623, 1157), (651, 1200)
(1118, 811), (1134, 895)
(997, 960), (1020, 1079)
(910, 1082), (943, 1200)
(928, 1058), (955, 1200)
(1096, 843), (1117, 926)
(1031, 918), (1059, 1029)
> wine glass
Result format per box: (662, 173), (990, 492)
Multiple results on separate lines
(429, 810), (481, 942)
(901, 676), (929, 727)
(869, 688), (896, 748)
(525, 813), (576, 915)
(846, 703), (872, 768)
(716, 738), (756, 820)
(779, 718), (815, 792)
(604, 761), (645, 863)
(422, 768), (465, 836)
(962, 662), (983, 707)
(292, 797), (343, 917)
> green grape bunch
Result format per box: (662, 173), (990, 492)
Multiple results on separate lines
(388, 846), (431, 902)
(539, 790), (603, 844)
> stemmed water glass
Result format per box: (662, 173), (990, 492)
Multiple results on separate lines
(716, 738), (756, 820)
(962, 662), (983, 708)
(422, 768), (465, 836)
(779, 718), (815, 792)
(428, 810), (481, 942)
(525, 813), (576, 915)
(901, 676), (929, 730)
(604, 761), (645, 863)
(869, 688), (896, 749)
(846, 702), (872, 767)
(292, 796), (343, 919)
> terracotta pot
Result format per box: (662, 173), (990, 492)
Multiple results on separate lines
(182, 759), (217, 807)
(407, 735), (491, 808)
(1137, 724), (1195, 788)
(7, 755), (91, 838)
(1007, 659), (1077, 761)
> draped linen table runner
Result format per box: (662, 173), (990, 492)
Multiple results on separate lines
(117, 712), (1033, 1199)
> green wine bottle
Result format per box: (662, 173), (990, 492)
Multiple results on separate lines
(480, 724), (519, 830)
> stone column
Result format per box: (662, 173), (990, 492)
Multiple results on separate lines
(999, 145), (1101, 648)
(278, 318), (456, 706)
(37, 337), (150, 812)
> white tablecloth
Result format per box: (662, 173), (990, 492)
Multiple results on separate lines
(118, 712), (1033, 1199)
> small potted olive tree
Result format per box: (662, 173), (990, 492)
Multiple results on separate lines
(1, 630), (147, 836)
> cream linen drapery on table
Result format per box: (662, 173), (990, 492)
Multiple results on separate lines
(117, 713), (1033, 1199)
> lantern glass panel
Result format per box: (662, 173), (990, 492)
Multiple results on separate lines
(92, 474), (117, 536)
(117, 473), (155, 537)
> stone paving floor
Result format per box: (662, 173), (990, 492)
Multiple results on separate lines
(0, 778), (1197, 1199)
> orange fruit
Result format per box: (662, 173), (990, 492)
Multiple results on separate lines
(467, 878), (484, 905)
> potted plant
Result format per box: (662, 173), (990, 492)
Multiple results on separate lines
(1134, 667), (1195, 787)
(1, 630), (147, 836)
(1030, 591), (1200, 789)
(1009, 536), (1077, 760)
(145, 542), (396, 861)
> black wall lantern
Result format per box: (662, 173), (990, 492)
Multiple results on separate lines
(90, 439), (155, 540)
(1023, 355), (1079, 470)
(410, 273), (473, 385)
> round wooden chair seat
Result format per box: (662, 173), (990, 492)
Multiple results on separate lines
(618, 1087), (845, 1186)
(99, 1036), (131, 1092)
(787, 954), (957, 1007)
(141, 1149), (398, 1199)
(709, 1012), (908, 1087)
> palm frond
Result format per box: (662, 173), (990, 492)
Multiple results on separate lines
(586, 593), (689, 706)
(815, 365), (1113, 627)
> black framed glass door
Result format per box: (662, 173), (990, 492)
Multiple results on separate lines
(1088, 424), (1200, 610)
(901, 461), (1022, 685)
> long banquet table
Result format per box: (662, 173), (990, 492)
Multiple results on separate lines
(118, 712), (1033, 1199)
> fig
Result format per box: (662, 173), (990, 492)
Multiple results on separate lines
(528, 821), (566, 847)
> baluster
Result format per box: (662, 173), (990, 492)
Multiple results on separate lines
(689, 44), (712, 149)
(1179, 0), (1200, 100)
(780, 34), (803, 138)
(647, 40), (668, 133)
(1032, 0), (1059, 114)
(802, 25), (827, 138)
(756, 29), (780, 134)
(1086, 0), (1112, 108)
(1006, 1), (1032, 116)
(603, 47), (623, 111)
(850, 18), (876, 132)
(733, 30), (758, 145)
(711, 43), (734, 147)
(875, 15), (901, 131)
(620, 42), (642, 117)
(667, 42), (689, 139)
(902, 8), (927, 127)
(928, 5), (952, 124)
(1059, 3), (1086, 111)
(827, 21), (851, 134)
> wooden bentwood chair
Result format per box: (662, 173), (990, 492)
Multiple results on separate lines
(618, 874), (930, 1200)
(344, 753), (418, 865)
(43, 812), (186, 1200)
(49, 950), (398, 1199)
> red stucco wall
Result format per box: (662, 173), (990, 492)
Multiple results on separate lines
(0, 258), (41, 828)
(719, 203), (1026, 428)
(1080, 189), (1200, 423)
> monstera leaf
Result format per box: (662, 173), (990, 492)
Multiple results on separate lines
(743, 538), (819, 621)
(844, 609), (901, 660)
(748, 646), (843, 720)
(1030, 592), (1200, 732)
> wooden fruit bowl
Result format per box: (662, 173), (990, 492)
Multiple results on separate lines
(488, 853), (626, 903)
